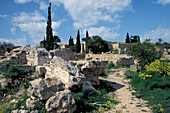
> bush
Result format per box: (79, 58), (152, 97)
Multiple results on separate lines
(145, 60), (170, 77)
(0, 62), (26, 80)
(107, 62), (115, 69)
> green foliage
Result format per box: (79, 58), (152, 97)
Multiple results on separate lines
(107, 62), (115, 69)
(125, 70), (170, 113)
(76, 30), (81, 53)
(0, 62), (26, 79)
(85, 35), (110, 54)
(127, 41), (163, 71)
(69, 46), (76, 52)
(73, 81), (118, 112)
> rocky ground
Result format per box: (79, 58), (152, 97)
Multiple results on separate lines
(100, 68), (152, 113)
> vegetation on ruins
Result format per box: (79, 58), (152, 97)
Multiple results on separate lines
(76, 30), (81, 53)
(127, 39), (163, 71)
(73, 80), (118, 112)
(125, 59), (170, 113)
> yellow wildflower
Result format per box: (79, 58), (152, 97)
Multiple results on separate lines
(19, 78), (21, 79)
(24, 83), (26, 85)
(143, 77), (146, 80)
(116, 110), (122, 113)
(0, 110), (4, 113)
(114, 97), (119, 100)
(149, 106), (153, 109)
(107, 101), (111, 104)
(146, 75), (149, 77)
(121, 104), (126, 109)
(109, 103), (115, 108)
(91, 104), (95, 107)
(157, 104), (161, 107)
(160, 108), (164, 112)
(149, 75), (152, 78)
(99, 107), (105, 113)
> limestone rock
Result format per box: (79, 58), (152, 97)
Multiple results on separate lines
(82, 81), (97, 97)
(130, 65), (138, 72)
(30, 110), (39, 113)
(0, 78), (8, 89)
(27, 78), (65, 100)
(70, 60), (108, 85)
(36, 66), (46, 77)
(11, 110), (28, 113)
(26, 97), (41, 108)
(44, 56), (84, 89)
(45, 89), (76, 113)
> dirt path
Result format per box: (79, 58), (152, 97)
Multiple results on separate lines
(100, 68), (152, 113)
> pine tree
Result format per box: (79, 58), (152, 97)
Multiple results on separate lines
(46, 2), (53, 51)
(76, 30), (81, 53)
(125, 32), (130, 43)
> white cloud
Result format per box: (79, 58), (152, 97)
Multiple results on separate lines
(56, 0), (132, 28)
(155, 0), (170, 5)
(11, 28), (16, 35)
(0, 14), (8, 18)
(0, 37), (27, 46)
(14, 0), (32, 4)
(40, 1), (48, 10)
(142, 26), (170, 42)
(83, 26), (120, 40)
(12, 11), (62, 44)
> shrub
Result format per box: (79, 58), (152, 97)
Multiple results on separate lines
(0, 62), (26, 80)
(107, 62), (115, 69)
(145, 60), (170, 77)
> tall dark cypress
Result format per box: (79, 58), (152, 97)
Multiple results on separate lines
(125, 32), (130, 43)
(69, 36), (72, 47)
(86, 31), (89, 38)
(76, 30), (81, 53)
(46, 2), (53, 51)
(44, 36), (46, 48)
(71, 37), (74, 46)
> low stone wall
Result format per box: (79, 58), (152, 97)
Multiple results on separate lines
(50, 49), (75, 61)
(19, 65), (35, 73)
(85, 53), (134, 64)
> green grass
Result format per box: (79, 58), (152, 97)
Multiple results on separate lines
(125, 70), (170, 113)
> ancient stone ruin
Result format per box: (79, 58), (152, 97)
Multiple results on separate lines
(0, 45), (108, 112)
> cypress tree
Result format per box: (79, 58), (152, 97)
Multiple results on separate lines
(71, 37), (74, 46)
(125, 32), (130, 43)
(86, 31), (89, 38)
(44, 36), (46, 48)
(46, 2), (53, 51)
(76, 30), (81, 53)
(69, 36), (72, 47)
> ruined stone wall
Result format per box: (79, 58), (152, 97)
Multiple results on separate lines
(50, 49), (75, 61)
(85, 53), (133, 64)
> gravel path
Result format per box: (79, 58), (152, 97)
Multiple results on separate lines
(100, 68), (152, 113)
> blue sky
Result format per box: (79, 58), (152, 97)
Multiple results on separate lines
(0, 0), (170, 46)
